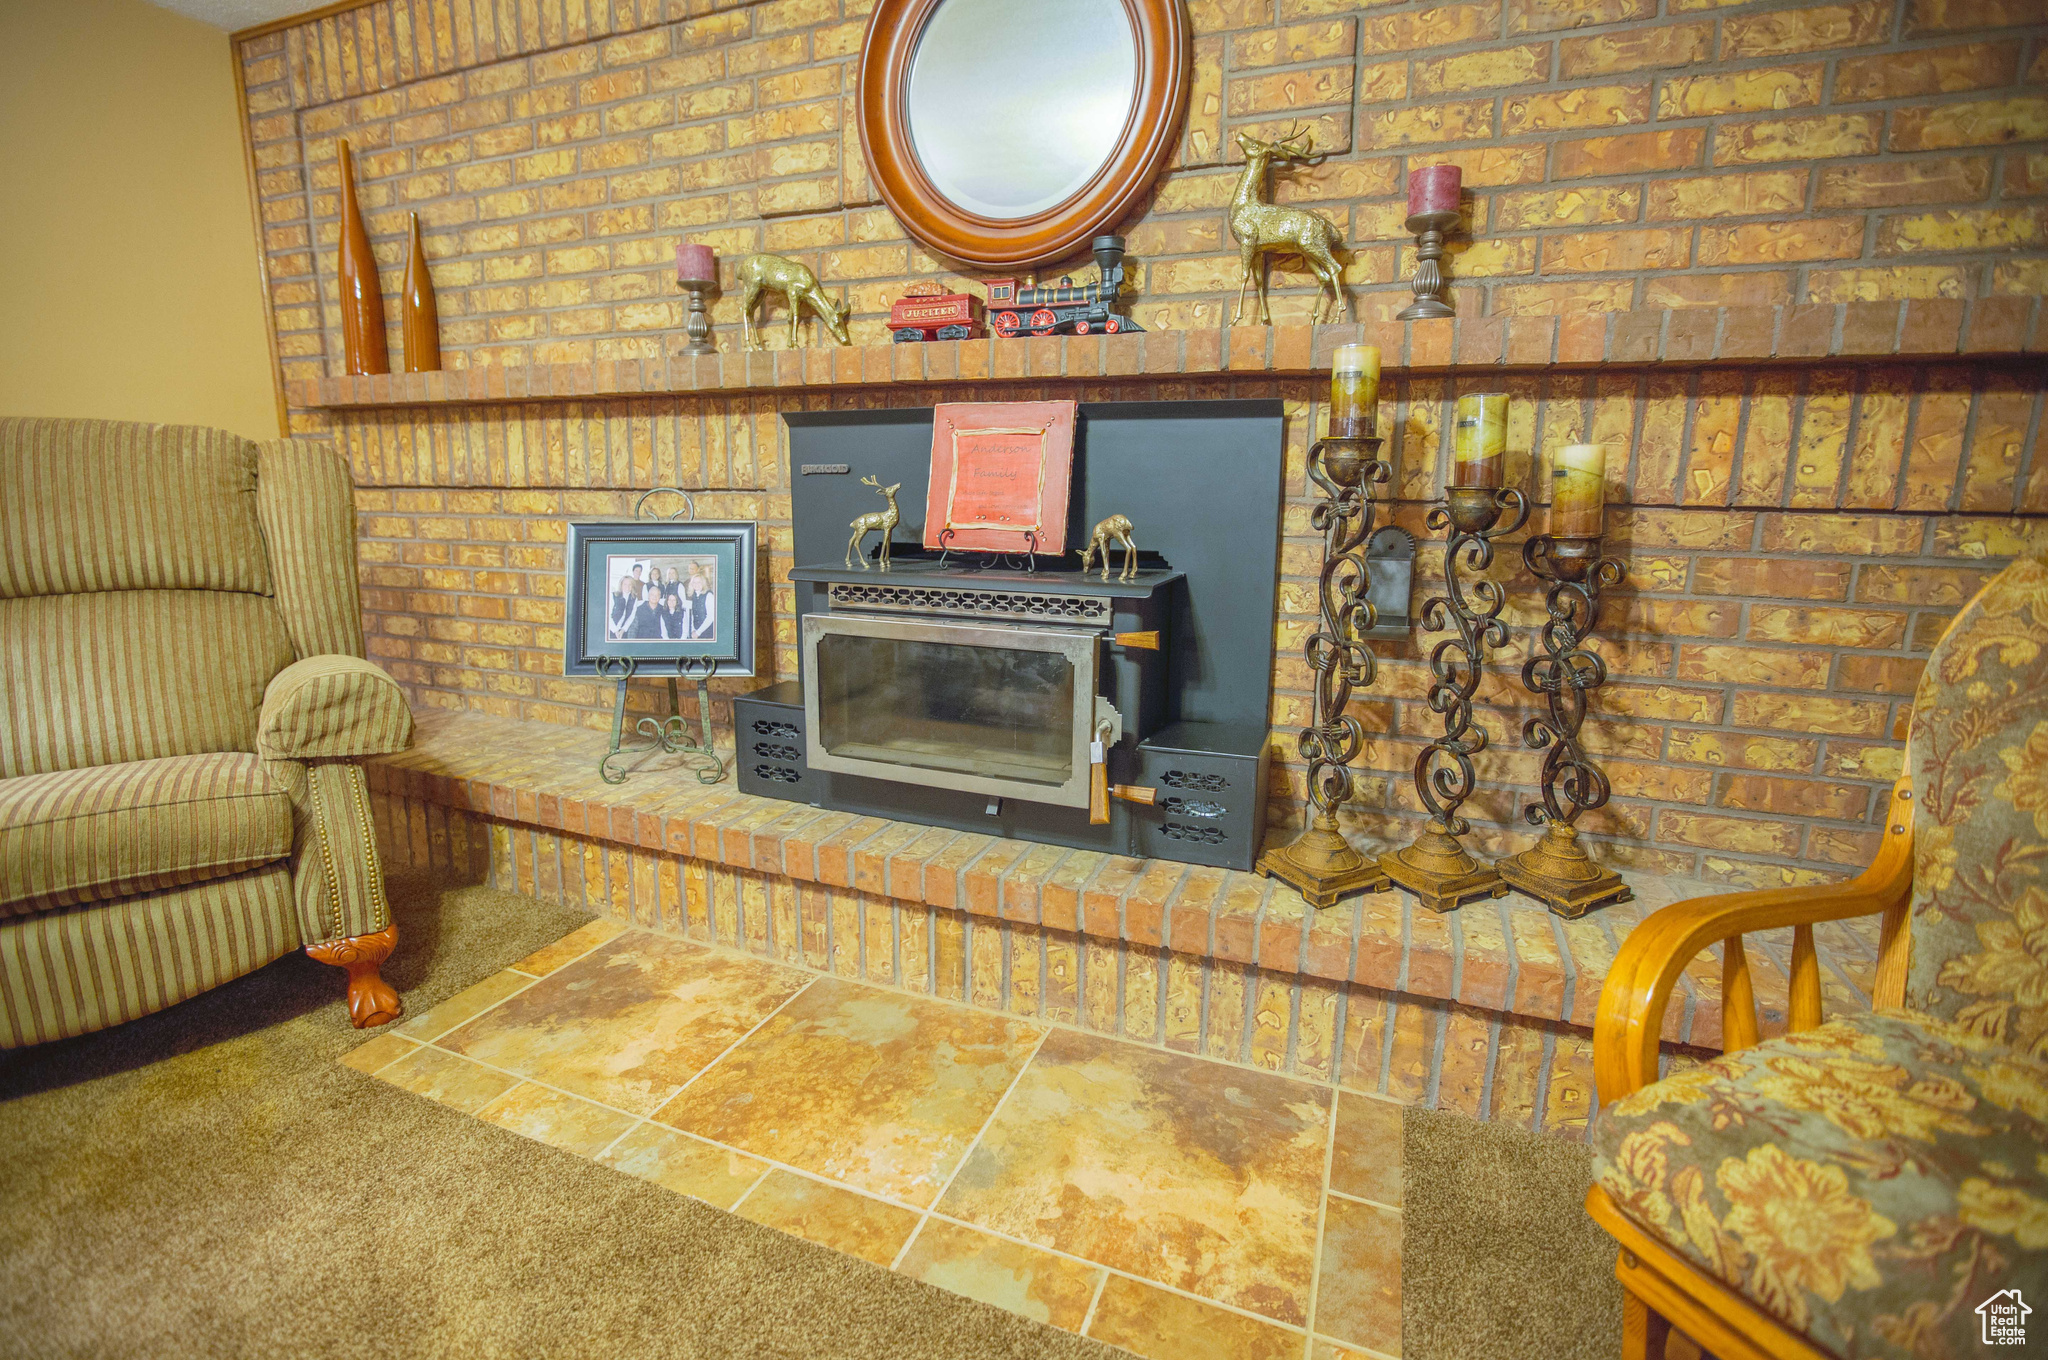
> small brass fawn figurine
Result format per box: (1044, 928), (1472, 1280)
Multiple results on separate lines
(1079, 514), (1137, 582)
(846, 476), (901, 570)
(1228, 127), (1347, 326)
(737, 253), (851, 350)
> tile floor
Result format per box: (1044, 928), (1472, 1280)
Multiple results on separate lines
(346, 918), (1407, 1359)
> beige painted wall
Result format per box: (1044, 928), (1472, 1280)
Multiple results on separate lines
(0, 0), (277, 440)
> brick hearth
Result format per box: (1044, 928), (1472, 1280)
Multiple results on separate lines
(367, 709), (1885, 1138)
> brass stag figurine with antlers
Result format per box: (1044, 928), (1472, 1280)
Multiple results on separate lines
(1228, 127), (1347, 326)
(846, 475), (901, 571)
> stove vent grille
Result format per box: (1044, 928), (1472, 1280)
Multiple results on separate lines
(827, 581), (1111, 625)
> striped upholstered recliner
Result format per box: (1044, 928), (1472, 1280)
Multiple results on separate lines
(0, 418), (413, 1045)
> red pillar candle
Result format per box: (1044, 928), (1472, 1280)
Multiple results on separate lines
(1551, 443), (1609, 538)
(1329, 343), (1380, 440)
(1407, 164), (1462, 219)
(676, 243), (717, 283)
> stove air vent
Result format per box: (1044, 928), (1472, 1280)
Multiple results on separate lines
(828, 581), (1111, 625)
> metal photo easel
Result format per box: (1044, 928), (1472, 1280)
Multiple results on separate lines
(596, 489), (727, 786)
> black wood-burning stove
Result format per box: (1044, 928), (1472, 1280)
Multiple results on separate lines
(735, 400), (1284, 871)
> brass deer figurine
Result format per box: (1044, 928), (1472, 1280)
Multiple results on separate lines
(737, 253), (851, 351)
(846, 475), (901, 571)
(1228, 127), (1347, 327)
(1078, 514), (1137, 582)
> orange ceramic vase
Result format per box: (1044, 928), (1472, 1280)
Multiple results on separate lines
(401, 212), (442, 373)
(337, 139), (389, 376)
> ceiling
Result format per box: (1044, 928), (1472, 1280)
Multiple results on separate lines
(146, 0), (322, 32)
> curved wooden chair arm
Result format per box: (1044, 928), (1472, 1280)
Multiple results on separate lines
(1593, 777), (1915, 1105)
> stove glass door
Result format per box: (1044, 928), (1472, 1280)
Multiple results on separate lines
(802, 614), (1100, 808)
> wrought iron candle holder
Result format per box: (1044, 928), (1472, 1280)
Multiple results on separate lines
(1255, 434), (1393, 907)
(1496, 535), (1633, 917)
(1380, 484), (1528, 912)
(1394, 209), (1459, 321)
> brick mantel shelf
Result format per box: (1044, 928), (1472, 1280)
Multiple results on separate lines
(303, 301), (2044, 412)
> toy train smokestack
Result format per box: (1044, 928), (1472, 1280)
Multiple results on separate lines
(1093, 235), (1129, 298)
(983, 235), (1146, 339)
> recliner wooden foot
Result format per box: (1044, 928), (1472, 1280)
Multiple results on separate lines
(307, 924), (401, 1028)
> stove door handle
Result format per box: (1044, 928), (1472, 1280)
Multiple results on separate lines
(1088, 722), (1112, 825)
(1111, 785), (1158, 806)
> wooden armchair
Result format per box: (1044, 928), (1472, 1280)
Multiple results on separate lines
(1585, 557), (2048, 1360)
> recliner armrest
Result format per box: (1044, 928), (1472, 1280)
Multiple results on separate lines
(258, 655), (413, 761)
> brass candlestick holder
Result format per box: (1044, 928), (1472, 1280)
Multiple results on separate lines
(1256, 434), (1393, 907)
(1496, 535), (1632, 918)
(1381, 484), (1529, 912)
(1394, 208), (1458, 321)
(679, 279), (718, 355)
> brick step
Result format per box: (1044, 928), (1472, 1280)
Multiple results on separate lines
(367, 710), (1884, 1138)
(370, 710), (1885, 1043)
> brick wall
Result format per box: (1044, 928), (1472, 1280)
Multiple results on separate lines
(335, 359), (2046, 888)
(238, 0), (2048, 387)
(232, 0), (2048, 890)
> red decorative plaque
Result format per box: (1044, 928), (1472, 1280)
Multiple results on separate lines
(923, 401), (1077, 554)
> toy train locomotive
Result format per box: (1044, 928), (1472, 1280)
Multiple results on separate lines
(985, 234), (1145, 338)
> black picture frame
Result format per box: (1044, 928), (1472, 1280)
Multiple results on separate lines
(563, 520), (757, 678)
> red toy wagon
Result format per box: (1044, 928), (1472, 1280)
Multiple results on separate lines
(888, 283), (982, 342)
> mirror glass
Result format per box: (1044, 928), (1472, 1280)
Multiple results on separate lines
(906, 0), (1137, 221)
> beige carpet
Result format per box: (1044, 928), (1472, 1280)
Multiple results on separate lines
(1401, 1103), (1622, 1360)
(0, 870), (1119, 1360)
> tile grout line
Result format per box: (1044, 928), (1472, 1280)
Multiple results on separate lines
(470, 1077), (521, 1122)
(346, 1030), (429, 1077)
(1302, 1089), (1342, 1360)
(414, 1044), (653, 1124)
(645, 974), (823, 1123)
(917, 1023), (1054, 1218)
(1323, 1185), (1404, 1215)
(726, 1162), (777, 1214)
(383, 922), (625, 1049)
(913, 1206), (1317, 1340)
(590, 1114), (650, 1164)
(881, 1020), (1056, 1275)
(886, 1211), (930, 1273)
(396, 976), (540, 1047)
(1077, 1268), (1111, 1338)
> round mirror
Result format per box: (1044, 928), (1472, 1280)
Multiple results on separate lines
(858, 0), (1187, 269)
(905, 0), (1137, 221)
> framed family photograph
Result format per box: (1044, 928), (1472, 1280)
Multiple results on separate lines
(563, 519), (757, 677)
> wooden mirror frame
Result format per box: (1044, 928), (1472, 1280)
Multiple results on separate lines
(858, 0), (1189, 270)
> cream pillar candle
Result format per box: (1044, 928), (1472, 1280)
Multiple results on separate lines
(1329, 343), (1380, 440)
(1452, 394), (1507, 488)
(1551, 443), (1608, 538)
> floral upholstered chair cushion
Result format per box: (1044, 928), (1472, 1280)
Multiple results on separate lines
(1594, 1011), (2046, 1360)
(1904, 555), (2048, 1058)
(1592, 555), (2048, 1360)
